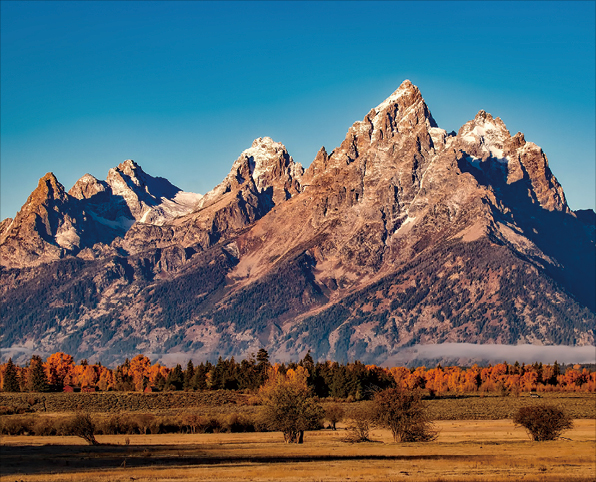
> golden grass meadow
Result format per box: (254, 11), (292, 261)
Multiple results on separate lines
(1, 392), (595, 482)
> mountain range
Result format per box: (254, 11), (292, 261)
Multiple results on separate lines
(1, 80), (594, 365)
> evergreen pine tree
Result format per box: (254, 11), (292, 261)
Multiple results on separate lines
(154, 371), (166, 391)
(183, 360), (195, 391)
(191, 363), (208, 390)
(166, 364), (184, 390)
(256, 348), (271, 387)
(27, 355), (49, 392)
(3, 358), (20, 392)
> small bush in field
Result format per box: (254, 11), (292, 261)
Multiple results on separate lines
(344, 404), (372, 443)
(0, 405), (17, 415)
(32, 417), (57, 436)
(372, 388), (438, 443)
(0, 415), (33, 435)
(513, 405), (573, 441)
(226, 413), (256, 433)
(67, 412), (99, 445)
(136, 413), (155, 434)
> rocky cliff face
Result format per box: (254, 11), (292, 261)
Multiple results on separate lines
(0, 173), (99, 267)
(0, 161), (201, 268)
(1, 81), (594, 365)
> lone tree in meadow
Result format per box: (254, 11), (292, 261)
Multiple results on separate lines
(260, 366), (324, 443)
(372, 388), (438, 442)
(513, 405), (573, 441)
(344, 403), (373, 442)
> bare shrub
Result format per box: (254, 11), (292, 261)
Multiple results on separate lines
(0, 405), (18, 415)
(96, 413), (121, 435)
(344, 404), (372, 442)
(136, 413), (155, 434)
(194, 416), (221, 434)
(182, 412), (202, 434)
(372, 388), (438, 442)
(0, 415), (33, 435)
(513, 405), (573, 441)
(32, 417), (57, 436)
(226, 413), (256, 433)
(66, 412), (99, 445)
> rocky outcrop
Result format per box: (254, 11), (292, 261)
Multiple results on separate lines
(0, 174), (91, 268)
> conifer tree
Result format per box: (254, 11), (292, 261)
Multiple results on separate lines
(154, 371), (166, 391)
(191, 363), (208, 390)
(3, 358), (20, 392)
(27, 355), (49, 392)
(183, 360), (194, 390)
(166, 363), (184, 390)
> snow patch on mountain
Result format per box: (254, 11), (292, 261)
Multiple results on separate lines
(55, 224), (81, 250)
(89, 212), (136, 231)
(139, 191), (203, 225)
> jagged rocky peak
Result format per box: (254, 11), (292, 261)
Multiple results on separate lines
(1, 172), (68, 245)
(365, 79), (439, 140)
(324, 80), (440, 179)
(108, 159), (164, 197)
(455, 110), (568, 213)
(32, 172), (70, 204)
(374, 79), (427, 112)
(108, 159), (141, 182)
(458, 110), (512, 160)
(243, 137), (303, 191)
(198, 137), (303, 209)
(0, 172), (88, 267)
(68, 173), (108, 200)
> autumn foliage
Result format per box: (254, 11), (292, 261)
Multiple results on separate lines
(259, 366), (324, 443)
(1, 352), (594, 396)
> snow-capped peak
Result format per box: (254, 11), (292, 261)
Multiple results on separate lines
(374, 79), (418, 112)
(459, 110), (511, 159)
(240, 137), (288, 180)
(197, 137), (303, 210)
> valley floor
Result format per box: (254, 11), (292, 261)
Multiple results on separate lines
(1, 419), (594, 482)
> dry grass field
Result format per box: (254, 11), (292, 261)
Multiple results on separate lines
(1, 419), (594, 482)
(2, 391), (594, 419)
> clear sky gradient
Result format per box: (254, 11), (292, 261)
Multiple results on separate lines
(2, 1), (595, 221)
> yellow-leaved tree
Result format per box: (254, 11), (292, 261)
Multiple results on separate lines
(259, 365), (323, 443)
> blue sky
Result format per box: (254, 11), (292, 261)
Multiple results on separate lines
(1, 1), (595, 220)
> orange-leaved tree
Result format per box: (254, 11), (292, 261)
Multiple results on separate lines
(45, 352), (75, 389)
(130, 355), (152, 391)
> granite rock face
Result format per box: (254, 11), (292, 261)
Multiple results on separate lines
(1, 81), (594, 365)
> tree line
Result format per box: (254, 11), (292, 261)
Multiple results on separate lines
(1, 350), (594, 395)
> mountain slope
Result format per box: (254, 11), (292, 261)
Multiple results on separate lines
(1, 81), (594, 365)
